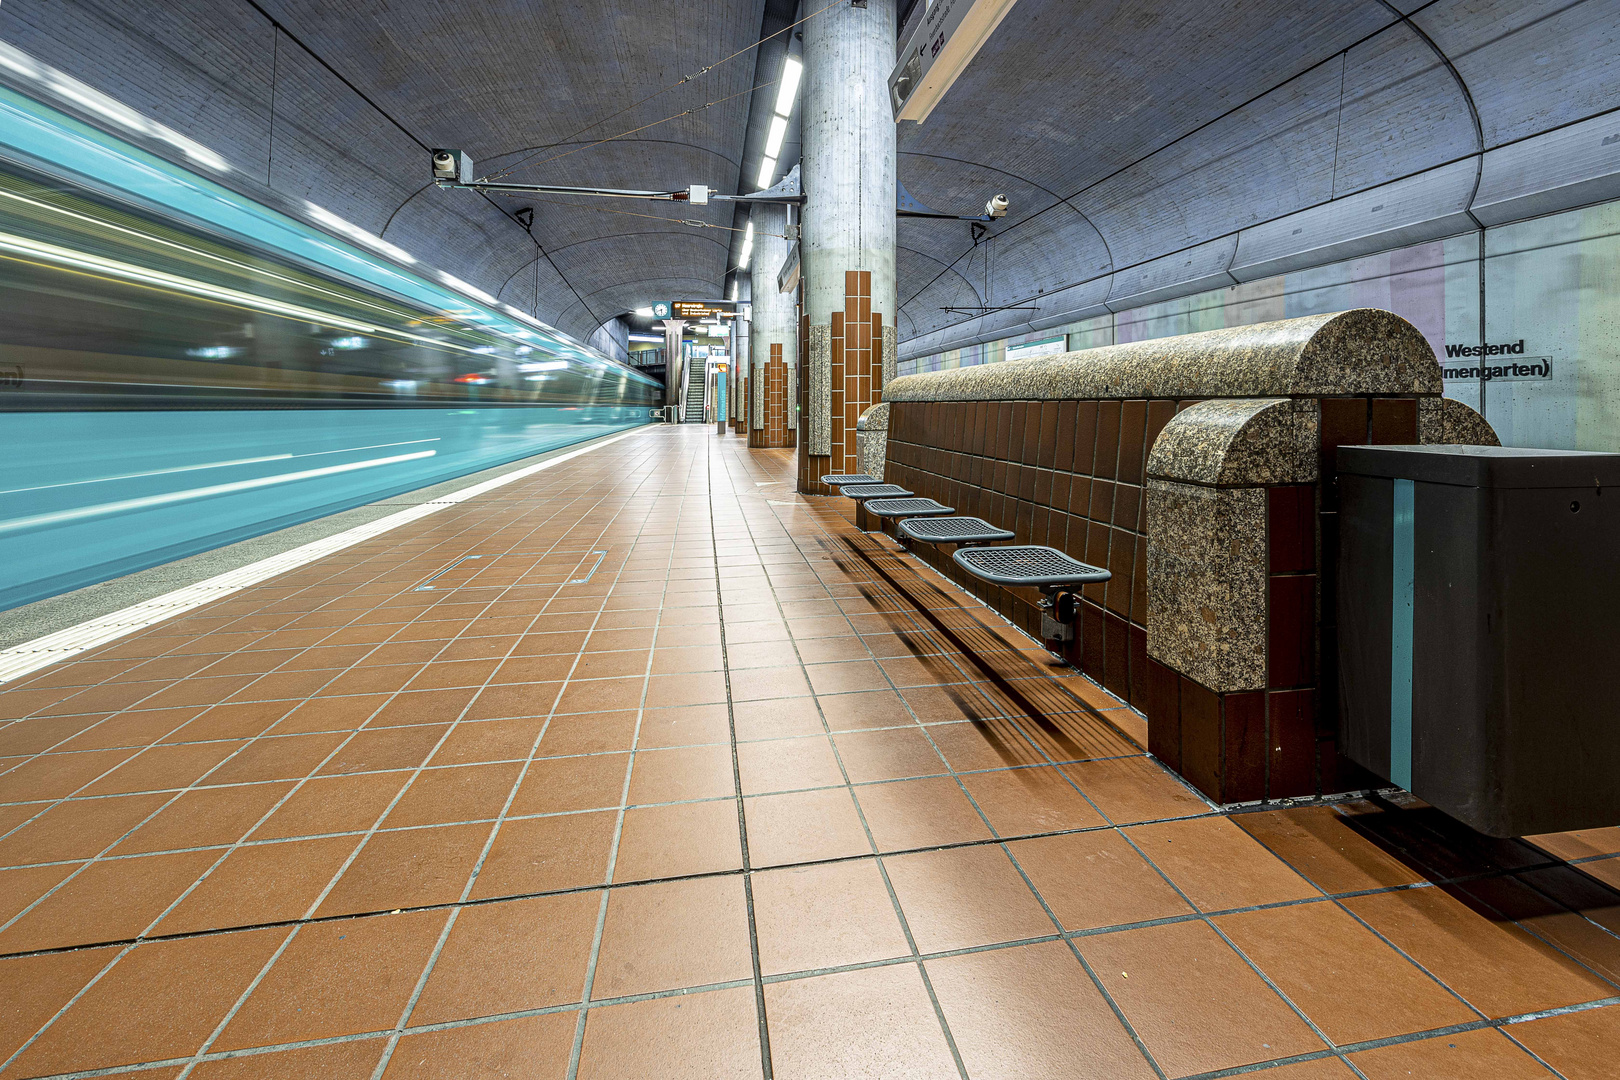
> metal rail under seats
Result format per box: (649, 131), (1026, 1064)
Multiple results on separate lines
(952, 545), (1112, 651)
(820, 473), (878, 487)
(896, 516), (1015, 546)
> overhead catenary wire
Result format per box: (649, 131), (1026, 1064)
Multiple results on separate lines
(480, 0), (838, 183)
(493, 191), (791, 239)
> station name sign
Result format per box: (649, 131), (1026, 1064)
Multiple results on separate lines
(671, 301), (735, 320)
(1440, 340), (1553, 382)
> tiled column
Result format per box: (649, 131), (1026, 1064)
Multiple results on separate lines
(798, 0), (896, 492)
(749, 203), (796, 448)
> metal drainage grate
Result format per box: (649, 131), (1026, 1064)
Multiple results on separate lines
(898, 516), (1016, 545)
(821, 473), (877, 485)
(863, 498), (955, 519)
(839, 483), (912, 499)
(953, 546), (1111, 588)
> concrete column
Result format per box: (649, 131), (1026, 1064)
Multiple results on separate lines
(749, 202), (797, 448)
(733, 309), (750, 433)
(799, 0), (896, 491)
(660, 319), (686, 418)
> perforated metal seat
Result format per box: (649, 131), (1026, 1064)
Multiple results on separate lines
(839, 483), (912, 499)
(821, 473), (878, 486)
(898, 516), (1015, 545)
(863, 497), (955, 519)
(952, 546), (1110, 589)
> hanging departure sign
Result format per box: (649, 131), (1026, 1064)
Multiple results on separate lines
(672, 301), (735, 320)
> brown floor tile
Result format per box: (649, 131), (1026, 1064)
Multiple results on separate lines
(57, 708), (198, 751)
(744, 787), (872, 867)
(644, 671), (728, 708)
(1009, 830), (1191, 931)
(1238, 1061), (1357, 1079)
(717, 619), (788, 644)
(1511, 1001), (1620, 1080)
(1126, 815), (1318, 911)
(1456, 871), (1620, 985)
(404, 658), (499, 690)
(833, 727), (946, 783)
(733, 697), (825, 740)
(794, 636), (873, 664)
(316, 822), (488, 917)
(926, 717), (1049, 772)
(75, 739), (247, 796)
(585, 627), (655, 653)
(191, 1038), (387, 1078)
(384, 1013), (573, 1079)
(752, 858), (909, 975)
(318, 724), (449, 775)
(724, 640), (802, 669)
(736, 736), (843, 795)
(1082, 918), (1325, 1077)
(203, 733), (346, 785)
(384, 762), (522, 828)
(157, 835), (361, 935)
(534, 712), (639, 756)
(0, 946), (119, 1063)
(927, 940), (1158, 1080)
(727, 664), (812, 703)
(0, 848), (218, 952)
(0, 748), (138, 801)
(510, 752), (629, 815)
(1062, 755), (1210, 824)
(1351, 1028), (1556, 1079)
(430, 715), (547, 764)
(319, 664), (421, 697)
(626, 744), (735, 804)
(0, 862), (81, 926)
(0, 792), (168, 866)
(0, 715), (105, 757)
(1577, 856), (1620, 891)
(815, 689), (914, 732)
(555, 676), (645, 715)
(492, 652), (577, 684)
(269, 694), (386, 735)
(411, 892), (599, 1023)
(251, 771), (410, 840)
(471, 811), (616, 897)
(1344, 887), (1615, 1017)
(572, 650), (651, 681)
(884, 845), (1054, 953)
(1528, 827), (1620, 863)
(637, 703), (731, 748)
(959, 765), (1106, 836)
(898, 684), (995, 723)
(650, 645), (724, 674)
(1217, 901), (1477, 1044)
(593, 876), (754, 997)
(7, 928), (284, 1076)
(806, 659), (890, 696)
(855, 776), (991, 852)
(577, 985), (761, 1080)
(613, 799), (741, 881)
(215, 911), (445, 1051)
(370, 687), (482, 726)
(1233, 804), (1429, 894)
(763, 963), (959, 1080)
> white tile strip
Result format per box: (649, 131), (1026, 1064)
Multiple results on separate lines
(0, 427), (648, 684)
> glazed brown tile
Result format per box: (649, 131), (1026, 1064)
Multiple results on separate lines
(0, 862), (83, 925)
(763, 963), (959, 1080)
(0, 748), (138, 801)
(752, 858), (909, 975)
(897, 684), (991, 723)
(636, 703), (731, 748)
(805, 659), (890, 696)
(724, 619), (791, 644)
(724, 640), (802, 669)
(572, 650), (651, 680)
(1126, 815), (1318, 911)
(0, 715), (106, 756)
(383, 1013), (573, 1079)
(592, 876), (754, 997)
(0, 848), (218, 952)
(1233, 804), (1428, 893)
(190, 1038), (387, 1078)
(816, 689), (913, 731)
(736, 735), (843, 795)
(267, 694), (386, 734)
(402, 658), (499, 691)
(733, 697), (826, 740)
(553, 676), (644, 715)
(585, 627), (655, 653)
(613, 799), (742, 881)
(650, 645), (725, 674)
(431, 715), (548, 764)
(157, 835), (361, 934)
(315, 822), (488, 917)
(214, 911), (445, 1051)
(319, 664), (423, 697)
(626, 744), (735, 804)
(644, 671), (728, 709)
(727, 664), (813, 703)
(1351, 1027), (1556, 1079)
(959, 765), (1106, 835)
(577, 985), (761, 1080)
(74, 739), (247, 796)
(1527, 827), (1620, 863)
(0, 792), (167, 866)
(318, 724), (449, 775)
(56, 708), (199, 751)
(794, 635), (872, 664)
(1062, 755), (1210, 824)
(251, 771), (411, 840)
(6, 928), (284, 1077)
(509, 752), (628, 814)
(884, 844), (1054, 953)
(471, 811), (616, 897)
(384, 762), (522, 828)
(744, 787), (871, 868)
(1082, 918), (1325, 1076)
(492, 653), (576, 684)
(927, 941), (1158, 1080)
(464, 681), (562, 721)
(1511, 1001), (1620, 1080)
(1009, 829), (1191, 931)
(1217, 901), (1476, 1044)
(411, 891), (599, 1023)
(855, 776), (991, 852)
(0, 946), (119, 1065)
(1454, 871), (1620, 985)
(202, 732), (346, 785)
(832, 727), (946, 783)
(1343, 887), (1614, 1017)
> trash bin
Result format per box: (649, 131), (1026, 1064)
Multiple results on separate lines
(1337, 444), (1620, 836)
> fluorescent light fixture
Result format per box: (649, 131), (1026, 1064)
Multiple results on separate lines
(745, 220), (755, 242)
(739, 237), (753, 270)
(0, 41), (232, 173)
(633, 306), (654, 317)
(756, 156), (777, 190)
(764, 116), (788, 158)
(438, 272), (498, 306)
(730, 281), (738, 301)
(628, 333), (663, 342)
(774, 56), (802, 117)
(304, 203), (416, 264)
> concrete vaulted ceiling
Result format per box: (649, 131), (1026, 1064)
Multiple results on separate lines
(0, 1), (1615, 355)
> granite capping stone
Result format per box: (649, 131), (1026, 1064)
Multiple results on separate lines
(1419, 397), (1500, 446)
(809, 323), (832, 456)
(881, 324), (897, 389)
(1146, 480), (1267, 693)
(1147, 398), (1320, 487)
(885, 308), (1443, 403)
(856, 403), (889, 482)
(752, 351), (765, 430)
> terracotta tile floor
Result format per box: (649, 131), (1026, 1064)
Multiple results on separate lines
(1, 425), (1618, 1079)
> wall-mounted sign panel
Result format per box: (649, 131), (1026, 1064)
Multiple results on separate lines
(673, 300), (735, 320)
(1005, 336), (1067, 362)
(890, 0), (1020, 123)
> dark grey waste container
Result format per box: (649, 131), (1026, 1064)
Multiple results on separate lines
(1337, 444), (1620, 837)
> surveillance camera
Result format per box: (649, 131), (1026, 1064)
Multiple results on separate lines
(985, 193), (1009, 219)
(431, 149), (472, 183)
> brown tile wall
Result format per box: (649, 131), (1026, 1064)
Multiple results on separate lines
(888, 394), (1420, 806)
(750, 347), (794, 449)
(799, 272), (880, 494)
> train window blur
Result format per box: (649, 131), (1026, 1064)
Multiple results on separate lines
(0, 163), (661, 409)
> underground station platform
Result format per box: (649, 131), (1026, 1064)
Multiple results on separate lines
(0, 424), (1616, 1080)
